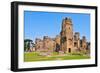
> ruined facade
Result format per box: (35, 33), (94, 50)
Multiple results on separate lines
(35, 36), (56, 52)
(35, 38), (43, 51)
(34, 17), (90, 53)
(43, 36), (55, 52)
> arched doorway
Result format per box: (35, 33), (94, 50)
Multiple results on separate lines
(68, 48), (71, 53)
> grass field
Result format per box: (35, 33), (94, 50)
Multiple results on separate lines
(24, 52), (90, 62)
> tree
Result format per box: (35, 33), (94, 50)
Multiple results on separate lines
(24, 39), (33, 52)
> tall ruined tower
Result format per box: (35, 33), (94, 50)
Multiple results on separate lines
(60, 17), (73, 53)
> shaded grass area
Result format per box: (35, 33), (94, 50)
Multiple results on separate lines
(24, 52), (90, 62)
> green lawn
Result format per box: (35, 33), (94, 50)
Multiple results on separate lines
(24, 52), (90, 62)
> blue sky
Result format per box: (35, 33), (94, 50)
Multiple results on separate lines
(24, 11), (90, 43)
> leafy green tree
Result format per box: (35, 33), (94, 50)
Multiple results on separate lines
(24, 39), (33, 52)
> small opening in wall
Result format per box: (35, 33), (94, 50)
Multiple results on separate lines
(68, 48), (71, 53)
